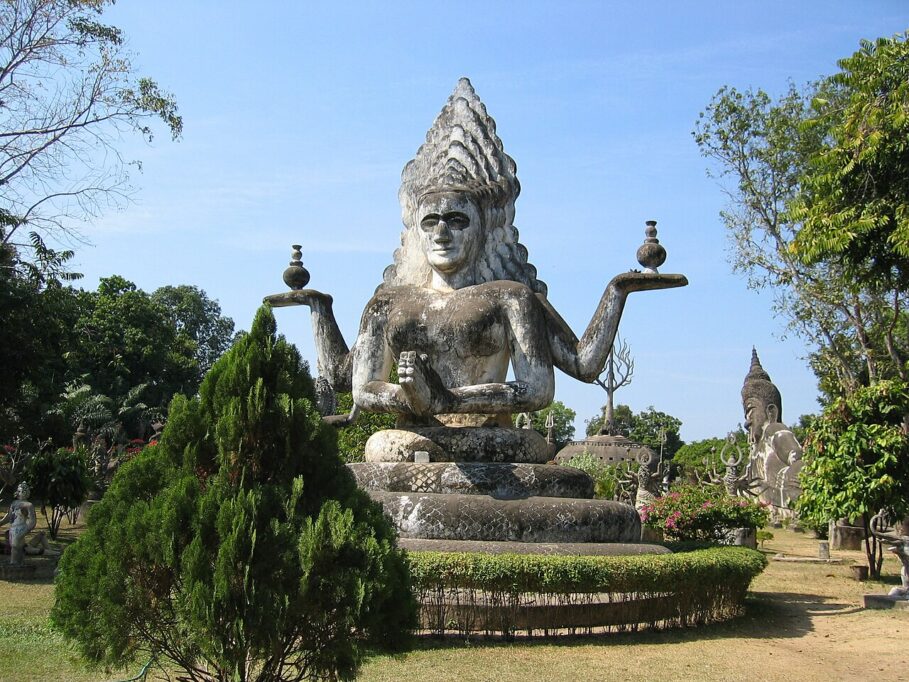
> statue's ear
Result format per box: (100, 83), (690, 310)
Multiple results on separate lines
(767, 404), (779, 423)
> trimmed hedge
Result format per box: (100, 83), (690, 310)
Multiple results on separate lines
(408, 547), (766, 637)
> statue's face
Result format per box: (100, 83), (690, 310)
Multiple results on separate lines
(417, 192), (482, 275)
(743, 397), (768, 444)
(15, 483), (29, 500)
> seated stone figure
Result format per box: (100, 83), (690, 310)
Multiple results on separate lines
(268, 79), (685, 462)
(741, 349), (803, 515)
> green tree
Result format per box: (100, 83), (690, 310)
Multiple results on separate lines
(694, 81), (908, 400)
(797, 380), (909, 578)
(586, 403), (633, 437)
(25, 446), (91, 538)
(151, 285), (237, 379)
(52, 307), (415, 681)
(673, 429), (749, 479)
(0, 0), (181, 268)
(586, 404), (682, 460)
(333, 391), (396, 463)
(514, 401), (576, 451)
(68, 276), (199, 407)
(0, 241), (89, 443)
(792, 33), (909, 289)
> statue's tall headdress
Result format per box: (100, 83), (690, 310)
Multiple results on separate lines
(741, 348), (782, 417)
(398, 78), (520, 214)
(385, 78), (545, 294)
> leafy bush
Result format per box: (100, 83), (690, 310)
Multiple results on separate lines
(52, 307), (416, 682)
(24, 445), (91, 538)
(564, 452), (635, 500)
(797, 379), (909, 577)
(409, 546), (766, 636)
(641, 485), (770, 543)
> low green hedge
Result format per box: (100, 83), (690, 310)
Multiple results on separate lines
(408, 546), (766, 636)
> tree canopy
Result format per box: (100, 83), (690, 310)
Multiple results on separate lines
(791, 33), (909, 289)
(586, 404), (683, 460)
(797, 380), (909, 577)
(52, 306), (415, 681)
(694, 53), (909, 402)
(0, 272), (235, 446)
(0, 0), (181, 268)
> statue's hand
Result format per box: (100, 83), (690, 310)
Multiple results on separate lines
(263, 288), (334, 310)
(398, 351), (452, 417)
(608, 271), (688, 295)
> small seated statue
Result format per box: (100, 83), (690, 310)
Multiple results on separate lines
(741, 349), (803, 516)
(267, 79), (686, 463)
(2, 482), (37, 565)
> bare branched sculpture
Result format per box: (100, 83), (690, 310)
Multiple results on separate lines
(593, 336), (634, 435)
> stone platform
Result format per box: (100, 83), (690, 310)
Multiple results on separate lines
(369, 491), (641, 543)
(348, 461), (593, 499)
(399, 538), (670, 555)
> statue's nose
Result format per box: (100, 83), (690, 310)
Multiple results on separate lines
(433, 220), (452, 242)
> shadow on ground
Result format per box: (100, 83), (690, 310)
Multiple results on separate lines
(385, 590), (864, 656)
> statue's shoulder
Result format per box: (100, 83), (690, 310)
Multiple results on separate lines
(473, 279), (538, 301)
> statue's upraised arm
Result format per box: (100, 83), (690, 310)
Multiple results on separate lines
(540, 271), (687, 383)
(263, 289), (353, 392)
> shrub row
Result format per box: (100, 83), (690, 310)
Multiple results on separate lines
(407, 546), (766, 637)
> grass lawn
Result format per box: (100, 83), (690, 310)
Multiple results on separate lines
(2, 516), (907, 682)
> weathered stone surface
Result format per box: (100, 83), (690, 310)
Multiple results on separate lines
(555, 433), (654, 466)
(830, 521), (865, 551)
(364, 426), (552, 463)
(399, 538), (670, 555)
(370, 491), (641, 543)
(348, 461), (594, 499)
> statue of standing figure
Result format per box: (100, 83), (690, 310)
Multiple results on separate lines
(2, 482), (37, 565)
(741, 349), (803, 520)
(267, 78), (686, 464)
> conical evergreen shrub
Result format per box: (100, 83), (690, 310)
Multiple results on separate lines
(53, 306), (415, 682)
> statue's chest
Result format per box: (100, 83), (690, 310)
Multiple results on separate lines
(386, 294), (506, 358)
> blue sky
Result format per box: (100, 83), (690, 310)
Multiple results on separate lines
(68, 2), (909, 442)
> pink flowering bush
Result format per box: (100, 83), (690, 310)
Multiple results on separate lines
(641, 485), (770, 543)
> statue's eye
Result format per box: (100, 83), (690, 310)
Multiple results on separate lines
(444, 212), (470, 229)
(420, 215), (439, 231)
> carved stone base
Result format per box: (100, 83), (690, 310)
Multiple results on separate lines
(364, 426), (551, 463)
(370, 491), (641, 543)
(348, 461), (594, 499)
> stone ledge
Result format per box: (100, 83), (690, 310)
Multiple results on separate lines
(370, 491), (641, 543)
(348, 461), (593, 499)
(863, 594), (909, 610)
(400, 538), (670, 555)
(0, 564), (38, 581)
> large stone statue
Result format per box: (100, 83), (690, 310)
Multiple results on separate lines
(741, 349), (803, 517)
(2, 482), (37, 565)
(266, 79), (686, 547)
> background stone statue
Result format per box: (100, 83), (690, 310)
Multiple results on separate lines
(741, 349), (803, 517)
(2, 481), (37, 565)
(870, 511), (909, 599)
